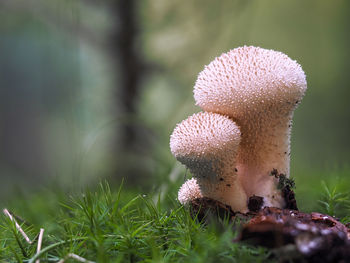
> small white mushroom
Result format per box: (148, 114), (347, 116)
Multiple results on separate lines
(170, 111), (247, 212)
(178, 178), (202, 205)
(194, 46), (307, 208)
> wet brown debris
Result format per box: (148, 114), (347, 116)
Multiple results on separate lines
(188, 170), (349, 262)
(239, 207), (350, 262)
(190, 198), (350, 263)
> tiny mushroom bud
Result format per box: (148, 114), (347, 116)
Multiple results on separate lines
(170, 111), (247, 212)
(178, 178), (202, 205)
(194, 46), (307, 208)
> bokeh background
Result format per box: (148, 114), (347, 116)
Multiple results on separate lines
(1, 0), (349, 210)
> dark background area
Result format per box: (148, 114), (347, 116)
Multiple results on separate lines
(0, 0), (349, 202)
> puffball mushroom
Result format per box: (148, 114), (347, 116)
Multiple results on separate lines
(178, 178), (202, 205)
(194, 46), (307, 208)
(170, 111), (248, 212)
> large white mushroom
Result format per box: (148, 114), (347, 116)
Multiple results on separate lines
(194, 46), (307, 208)
(170, 111), (248, 212)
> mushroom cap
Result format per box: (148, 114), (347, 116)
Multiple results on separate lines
(178, 178), (202, 204)
(194, 46), (307, 118)
(170, 111), (241, 170)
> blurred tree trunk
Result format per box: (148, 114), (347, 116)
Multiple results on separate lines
(111, 0), (143, 149)
(109, 0), (150, 180)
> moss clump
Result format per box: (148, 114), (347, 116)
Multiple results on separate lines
(269, 168), (296, 190)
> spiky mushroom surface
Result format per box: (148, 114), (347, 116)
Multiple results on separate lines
(194, 46), (307, 208)
(170, 111), (247, 212)
(178, 178), (202, 205)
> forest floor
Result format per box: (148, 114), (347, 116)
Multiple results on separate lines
(1, 169), (350, 262)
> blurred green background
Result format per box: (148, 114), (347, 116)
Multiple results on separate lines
(0, 0), (349, 207)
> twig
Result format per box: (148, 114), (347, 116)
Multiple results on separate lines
(4, 208), (94, 263)
(57, 253), (96, 263)
(28, 238), (89, 263)
(3, 208), (33, 244)
(35, 228), (44, 263)
(7, 209), (30, 226)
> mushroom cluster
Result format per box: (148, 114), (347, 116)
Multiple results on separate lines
(170, 46), (307, 213)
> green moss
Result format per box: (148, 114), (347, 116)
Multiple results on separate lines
(0, 181), (273, 263)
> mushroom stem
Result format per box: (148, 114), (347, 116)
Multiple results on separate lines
(236, 116), (293, 207)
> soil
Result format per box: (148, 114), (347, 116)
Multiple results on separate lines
(188, 169), (350, 262)
(189, 198), (350, 263)
(240, 207), (350, 262)
(248, 195), (264, 212)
